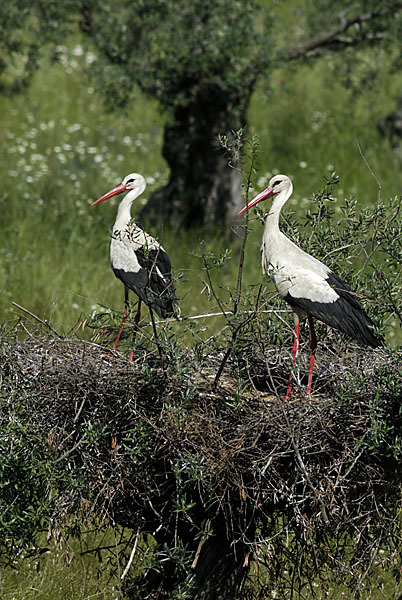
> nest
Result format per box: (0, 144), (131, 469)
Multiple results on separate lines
(1, 322), (402, 597)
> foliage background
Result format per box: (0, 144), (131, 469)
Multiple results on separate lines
(1, 43), (401, 339)
(0, 0), (401, 338)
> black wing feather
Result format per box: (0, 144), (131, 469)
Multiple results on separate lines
(113, 246), (179, 319)
(285, 271), (382, 348)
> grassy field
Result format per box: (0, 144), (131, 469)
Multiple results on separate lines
(0, 533), (118, 600)
(0, 17), (401, 599)
(1, 38), (401, 343)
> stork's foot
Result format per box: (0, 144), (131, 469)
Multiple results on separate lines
(98, 351), (118, 361)
(102, 350), (134, 362)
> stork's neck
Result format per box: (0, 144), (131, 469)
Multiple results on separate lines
(113, 190), (137, 231)
(264, 186), (292, 235)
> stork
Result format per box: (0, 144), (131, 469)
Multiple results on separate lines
(238, 174), (382, 399)
(92, 173), (179, 355)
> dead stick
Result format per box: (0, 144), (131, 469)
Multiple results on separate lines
(12, 302), (63, 338)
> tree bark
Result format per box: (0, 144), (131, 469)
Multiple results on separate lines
(126, 512), (251, 599)
(191, 523), (250, 600)
(140, 85), (246, 228)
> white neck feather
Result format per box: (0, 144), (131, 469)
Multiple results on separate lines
(265, 183), (293, 234)
(114, 189), (140, 231)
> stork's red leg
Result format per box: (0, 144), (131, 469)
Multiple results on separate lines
(284, 316), (300, 401)
(112, 285), (130, 353)
(306, 315), (317, 397)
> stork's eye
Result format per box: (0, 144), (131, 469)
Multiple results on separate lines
(272, 180), (282, 187)
(126, 178), (135, 185)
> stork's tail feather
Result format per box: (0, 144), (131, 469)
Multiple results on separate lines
(145, 285), (180, 320)
(340, 308), (383, 348)
(313, 301), (383, 348)
(152, 297), (181, 320)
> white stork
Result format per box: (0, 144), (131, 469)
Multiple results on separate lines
(92, 173), (179, 355)
(238, 174), (382, 399)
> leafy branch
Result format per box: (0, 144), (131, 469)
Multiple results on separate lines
(213, 132), (260, 389)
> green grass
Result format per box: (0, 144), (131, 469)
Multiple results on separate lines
(0, 45), (165, 329)
(249, 53), (402, 202)
(1, 40), (401, 341)
(1, 531), (400, 600)
(0, 532), (119, 600)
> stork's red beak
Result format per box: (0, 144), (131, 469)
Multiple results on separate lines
(237, 186), (276, 216)
(92, 182), (128, 206)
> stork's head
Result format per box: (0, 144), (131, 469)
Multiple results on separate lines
(238, 174), (292, 216)
(92, 172), (146, 206)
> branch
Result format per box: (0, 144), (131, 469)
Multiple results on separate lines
(282, 5), (400, 61)
(12, 302), (63, 338)
(376, 269), (402, 325)
(355, 137), (381, 203)
(120, 528), (140, 583)
(280, 406), (330, 524)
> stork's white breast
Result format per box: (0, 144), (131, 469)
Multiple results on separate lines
(110, 237), (141, 272)
(110, 225), (162, 273)
(262, 232), (339, 304)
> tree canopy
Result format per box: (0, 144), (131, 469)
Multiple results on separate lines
(81, 0), (267, 111)
(1, 0), (401, 226)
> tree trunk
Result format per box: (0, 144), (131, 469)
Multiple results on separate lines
(140, 86), (246, 228)
(127, 515), (251, 600)
(191, 523), (251, 600)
